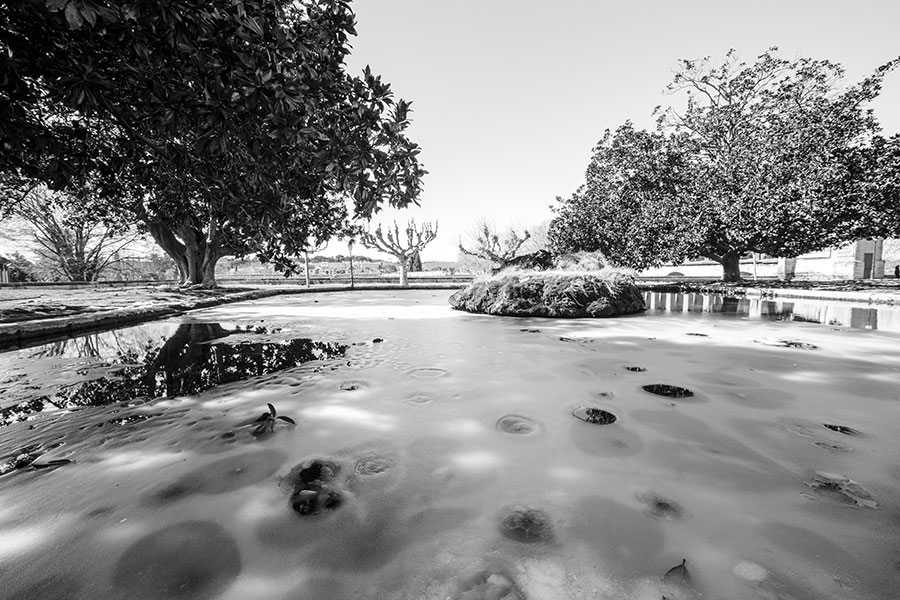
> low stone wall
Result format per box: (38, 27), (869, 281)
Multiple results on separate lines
(448, 272), (645, 318)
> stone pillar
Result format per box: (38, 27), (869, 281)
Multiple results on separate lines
(873, 239), (885, 279)
(777, 258), (796, 280)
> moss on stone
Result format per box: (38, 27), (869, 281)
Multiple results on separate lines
(449, 271), (644, 317)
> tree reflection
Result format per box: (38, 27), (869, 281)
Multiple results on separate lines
(1, 324), (347, 426)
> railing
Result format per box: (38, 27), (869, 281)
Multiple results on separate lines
(218, 274), (475, 286)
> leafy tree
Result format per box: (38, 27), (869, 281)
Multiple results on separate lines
(6, 187), (137, 282)
(458, 220), (532, 271)
(551, 49), (898, 281)
(1, 0), (426, 286)
(549, 124), (698, 270)
(359, 219), (437, 286)
(0, 252), (38, 282)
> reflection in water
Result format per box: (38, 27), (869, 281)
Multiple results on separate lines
(644, 292), (895, 331)
(1, 324), (347, 426)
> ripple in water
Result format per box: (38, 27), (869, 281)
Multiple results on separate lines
(637, 492), (685, 520)
(408, 367), (450, 379)
(354, 454), (395, 476)
(496, 415), (541, 435)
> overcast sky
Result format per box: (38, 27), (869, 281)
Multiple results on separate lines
(342, 0), (900, 261)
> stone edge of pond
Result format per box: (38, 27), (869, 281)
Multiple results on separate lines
(637, 282), (900, 306)
(0, 284), (466, 349)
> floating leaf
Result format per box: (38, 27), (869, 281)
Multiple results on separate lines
(31, 459), (74, 469)
(277, 416), (296, 425)
(254, 412), (270, 422)
(267, 403), (276, 416)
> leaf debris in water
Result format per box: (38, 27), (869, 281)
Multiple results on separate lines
(663, 558), (692, 586)
(804, 471), (878, 508)
(823, 423), (860, 436)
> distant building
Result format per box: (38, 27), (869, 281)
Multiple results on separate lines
(641, 238), (898, 280)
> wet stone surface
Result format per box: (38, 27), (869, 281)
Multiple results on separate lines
(498, 505), (554, 543)
(642, 384), (694, 398)
(572, 407), (617, 425)
(283, 458), (345, 516)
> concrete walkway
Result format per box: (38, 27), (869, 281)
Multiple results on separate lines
(0, 283), (463, 347)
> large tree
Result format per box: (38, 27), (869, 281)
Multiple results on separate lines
(1, 0), (426, 286)
(551, 49), (898, 281)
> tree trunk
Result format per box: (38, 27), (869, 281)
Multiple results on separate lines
(720, 252), (743, 282)
(304, 251), (310, 287)
(146, 220), (222, 287)
(399, 258), (409, 287)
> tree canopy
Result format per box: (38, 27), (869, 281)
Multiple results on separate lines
(1, 0), (426, 285)
(550, 49), (899, 281)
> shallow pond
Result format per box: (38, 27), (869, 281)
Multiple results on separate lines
(1, 290), (899, 600)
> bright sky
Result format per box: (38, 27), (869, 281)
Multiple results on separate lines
(341, 0), (900, 261)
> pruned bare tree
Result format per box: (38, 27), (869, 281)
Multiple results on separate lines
(458, 220), (531, 271)
(359, 219), (438, 286)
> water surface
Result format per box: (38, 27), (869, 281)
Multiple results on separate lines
(1, 290), (898, 600)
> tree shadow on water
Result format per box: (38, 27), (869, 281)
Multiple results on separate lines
(1, 323), (348, 427)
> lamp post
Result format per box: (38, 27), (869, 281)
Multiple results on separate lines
(348, 238), (355, 289)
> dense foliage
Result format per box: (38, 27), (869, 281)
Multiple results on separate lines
(550, 49), (899, 281)
(1, 0), (426, 285)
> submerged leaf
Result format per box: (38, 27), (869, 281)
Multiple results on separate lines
(663, 558), (692, 586)
(254, 412), (270, 422)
